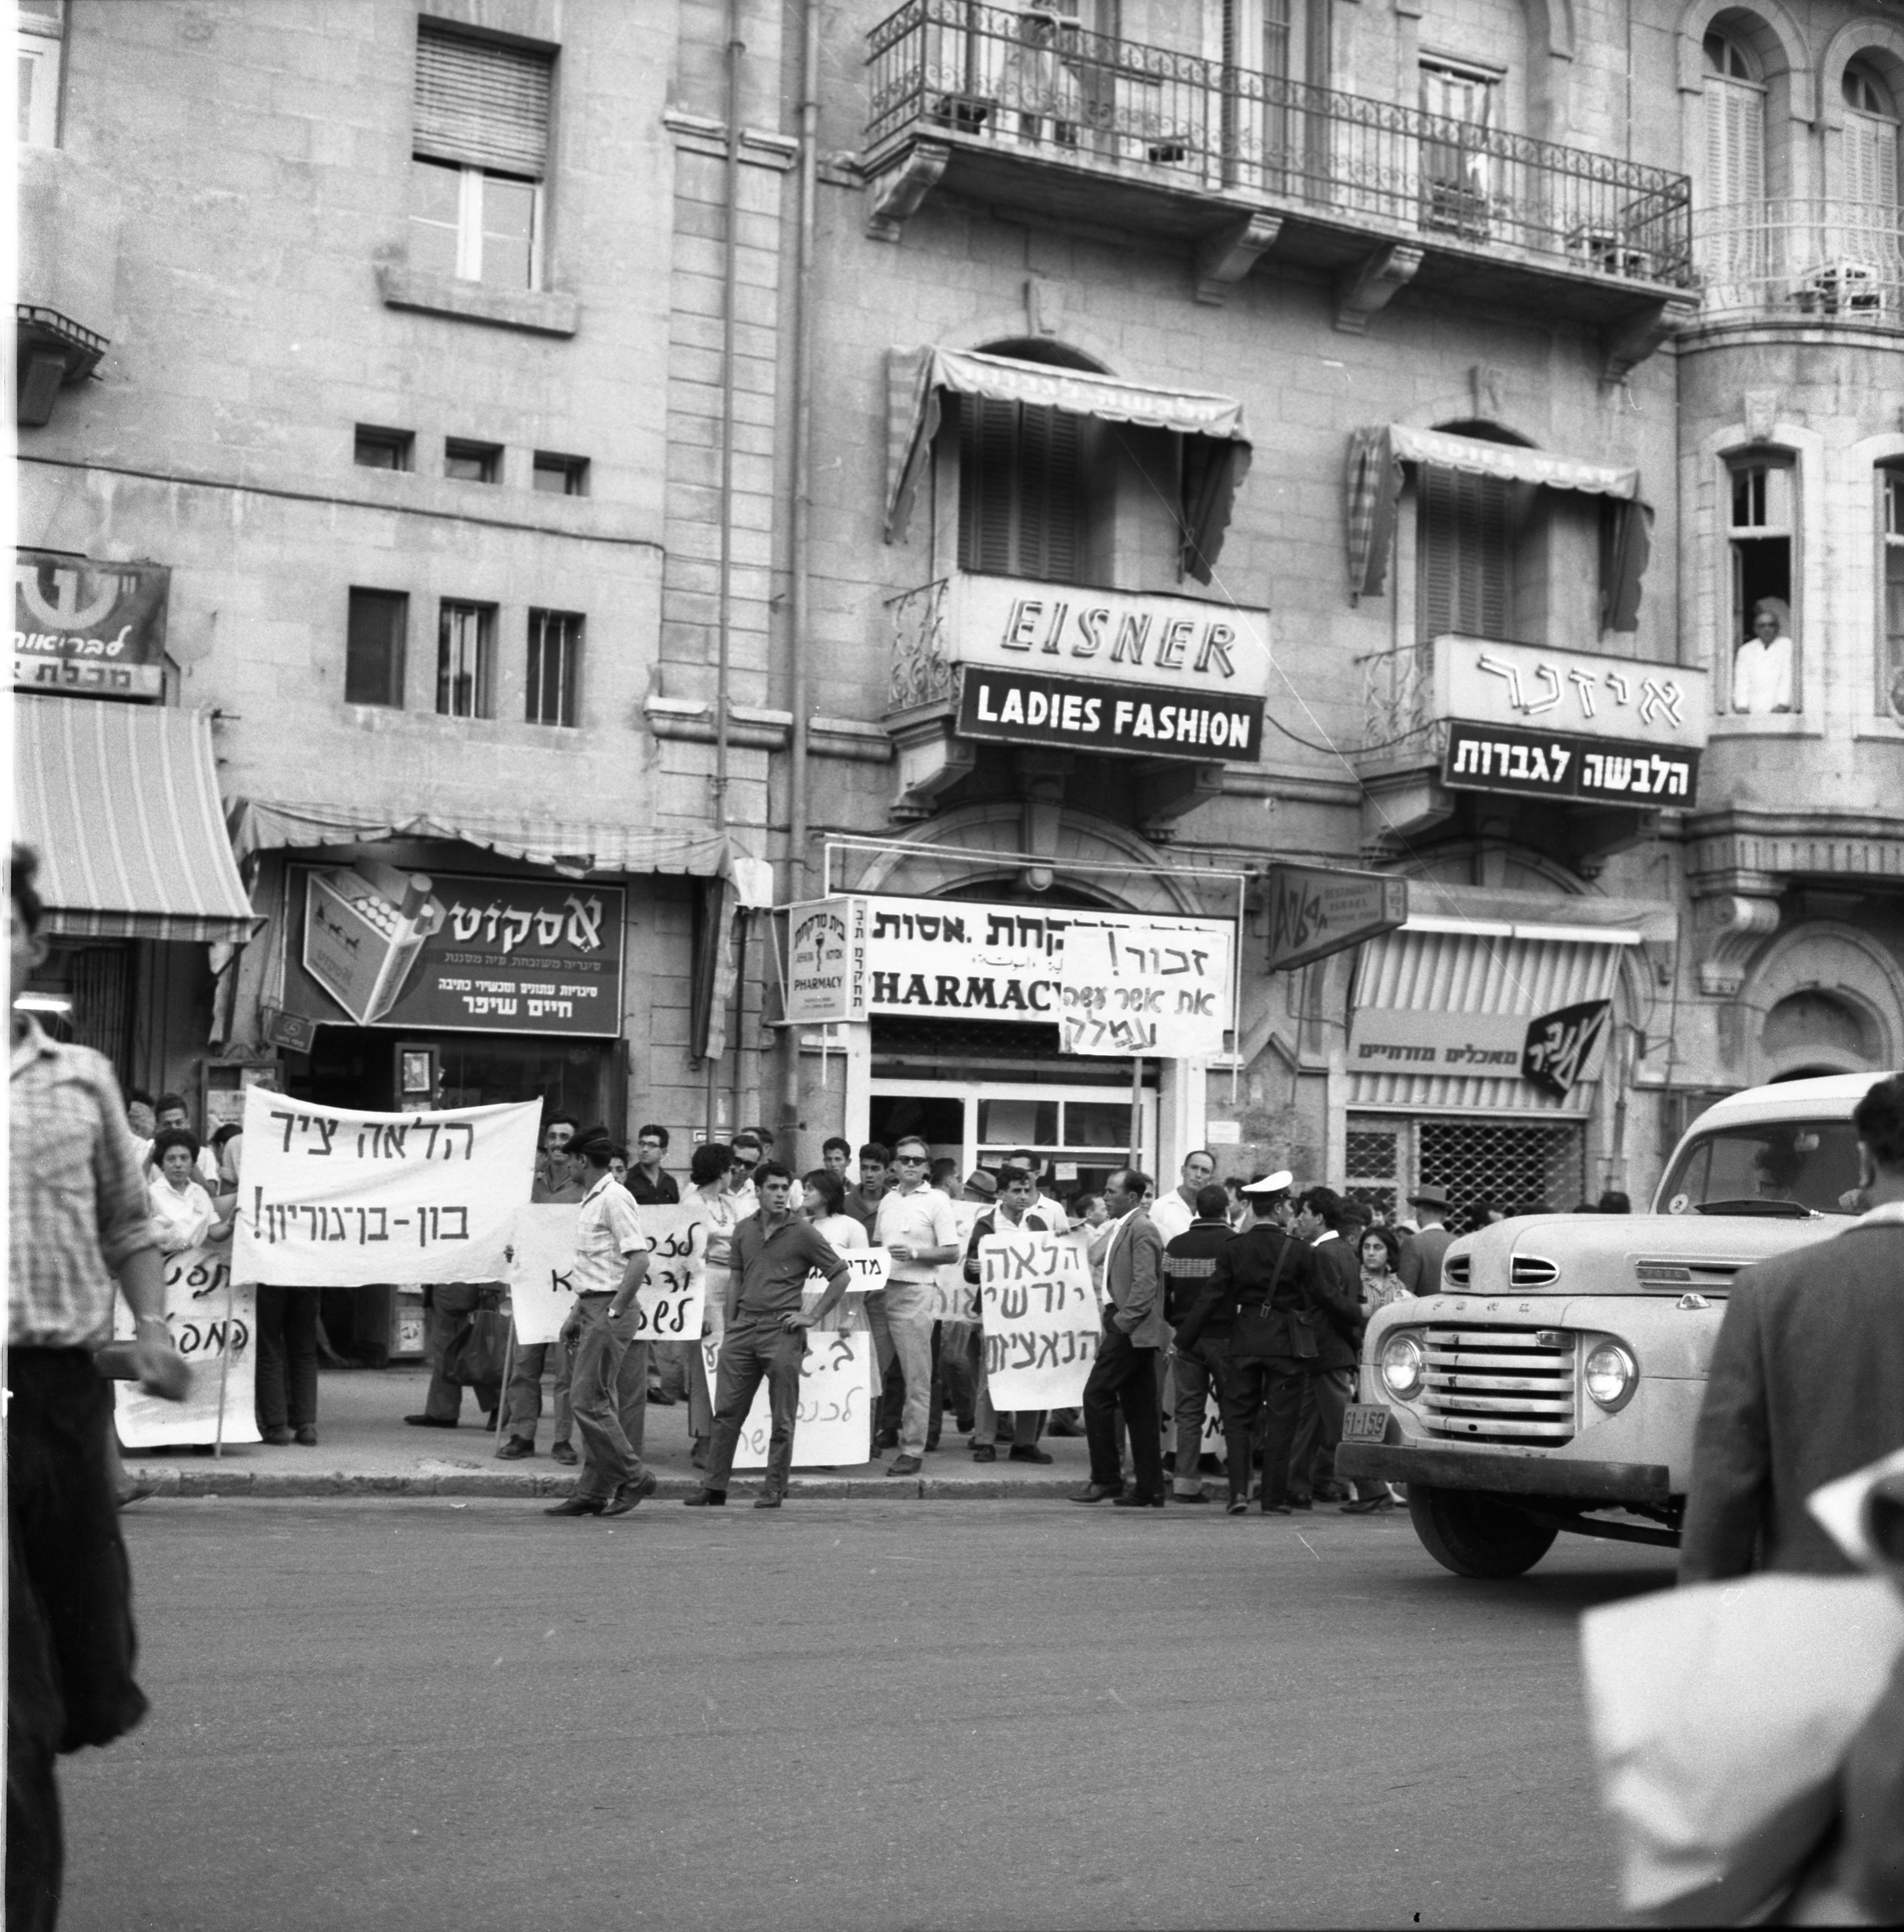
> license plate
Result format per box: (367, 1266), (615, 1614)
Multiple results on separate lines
(1341, 1402), (1393, 1444)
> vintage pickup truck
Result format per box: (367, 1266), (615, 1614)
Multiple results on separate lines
(1335, 1072), (1884, 1577)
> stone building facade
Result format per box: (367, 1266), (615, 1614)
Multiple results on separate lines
(14, 0), (1903, 1218)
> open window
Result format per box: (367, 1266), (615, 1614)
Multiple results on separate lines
(1725, 456), (1797, 714)
(1882, 465), (1904, 722)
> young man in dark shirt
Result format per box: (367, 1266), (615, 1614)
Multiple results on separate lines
(627, 1123), (680, 1206)
(1162, 1184), (1235, 1503)
(685, 1162), (851, 1509)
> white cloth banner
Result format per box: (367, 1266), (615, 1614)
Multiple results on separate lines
(1058, 919), (1231, 1058)
(977, 1226), (1099, 1409)
(508, 1201), (710, 1346)
(114, 1246), (260, 1448)
(232, 1091), (540, 1286)
(703, 1329), (878, 1470)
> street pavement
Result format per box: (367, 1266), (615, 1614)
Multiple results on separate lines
(60, 1497), (1672, 1930)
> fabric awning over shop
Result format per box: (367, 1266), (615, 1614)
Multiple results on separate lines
(886, 348), (1252, 584)
(13, 697), (258, 944)
(1346, 425), (1651, 629)
(228, 799), (768, 899)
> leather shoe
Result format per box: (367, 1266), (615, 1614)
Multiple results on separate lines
(1340, 1494), (1395, 1514)
(261, 1426), (293, 1446)
(1226, 1498), (1250, 1516)
(550, 1441), (578, 1466)
(1261, 1502), (1294, 1515)
(1113, 1492), (1166, 1507)
(1007, 1445), (1053, 1465)
(971, 1445), (997, 1462)
(1070, 1484), (1121, 1503)
(602, 1471), (659, 1516)
(495, 1437), (535, 1461)
(483, 1409), (499, 1432)
(293, 1426), (318, 1447)
(753, 1492), (783, 1510)
(545, 1494), (605, 1516)
(1290, 1496), (1315, 1511)
(683, 1489), (726, 1507)
(1173, 1490), (1210, 1504)
(404, 1414), (457, 1429)
(887, 1454), (923, 1476)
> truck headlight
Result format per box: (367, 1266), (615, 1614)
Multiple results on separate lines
(1379, 1331), (1425, 1401)
(1584, 1341), (1637, 1413)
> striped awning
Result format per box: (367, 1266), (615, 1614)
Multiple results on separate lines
(13, 698), (258, 943)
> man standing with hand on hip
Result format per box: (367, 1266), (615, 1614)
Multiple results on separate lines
(873, 1134), (961, 1478)
(545, 1128), (658, 1519)
(9, 844), (190, 1930)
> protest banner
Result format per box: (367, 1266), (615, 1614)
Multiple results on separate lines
(508, 1200), (710, 1346)
(114, 1246), (260, 1448)
(976, 1225), (1099, 1409)
(808, 1246), (891, 1298)
(700, 1329), (878, 1469)
(232, 1090), (540, 1285)
(925, 1199), (985, 1322)
(1057, 917), (1233, 1058)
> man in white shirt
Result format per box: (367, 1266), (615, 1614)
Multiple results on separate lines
(1732, 600), (1795, 715)
(873, 1133), (961, 1477)
(1147, 1149), (1217, 1246)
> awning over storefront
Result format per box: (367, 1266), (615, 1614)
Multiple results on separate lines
(229, 799), (768, 899)
(886, 348), (1252, 584)
(1346, 425), (1651, 628)
(13, 697), (258, 943)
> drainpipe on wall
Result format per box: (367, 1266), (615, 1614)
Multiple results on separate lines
(780, 0), (821, 1148)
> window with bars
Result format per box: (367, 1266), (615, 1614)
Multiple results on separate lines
(436, 600), (495, 718)
(1347, 1116), (1588, 1227)
(957, 396), (1084, 582)
(1418, 464), (1513, 641)
(345, 588), (407, 708)
(1883, 467), (1904, 721)
(526, 608), (581, 727)
(409, 24), (552, 290)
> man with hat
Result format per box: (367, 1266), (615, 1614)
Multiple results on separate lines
(1397, 1187), (1455, 1296)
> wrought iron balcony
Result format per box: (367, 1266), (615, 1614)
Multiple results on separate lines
(864, 0), (1693, 350)
(1692, 199), (1904, 329)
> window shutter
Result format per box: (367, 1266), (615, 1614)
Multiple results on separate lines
(1705, 78), (1764, 207)
(959, 397), (1019, 577)
(1845, 112), (1899, 206)
(958, 398), (1083, 580)
(1419, 466), (1511, 640)
(1018, 405), (1080, 580)
(414, 25), (552, 177)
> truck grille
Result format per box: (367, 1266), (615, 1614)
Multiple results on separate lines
(1421, 1324), (1576, 1446)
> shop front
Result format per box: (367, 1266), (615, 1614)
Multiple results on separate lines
(786, 869), (1240, 1200)
(1338, 901), (1661, 1221)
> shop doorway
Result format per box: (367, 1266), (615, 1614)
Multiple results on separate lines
(1346, 1114), (1587, 1227)
(869, 1079), (1157, 1208)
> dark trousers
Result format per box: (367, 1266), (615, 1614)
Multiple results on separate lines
(701, 1321), (807, 1496)
(1224, 1359), (1322, 1510)
(254, 1286), (319, 1432)
(1083, 1325), (1164, 1498)
(422, 1285), (499, 1422)
(1289, 1367), (1353, 1500)
(8, 1352), (149, 1932)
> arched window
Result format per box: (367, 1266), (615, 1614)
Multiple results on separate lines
(1842, 60), (1900, 207)
(1704, 30), (1766, 208)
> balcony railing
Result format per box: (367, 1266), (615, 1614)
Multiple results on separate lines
(1693, 199), (1904, 327)
(867, 0), (1693, 288)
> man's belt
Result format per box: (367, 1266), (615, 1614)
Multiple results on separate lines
(575, 1290), (614, 1301)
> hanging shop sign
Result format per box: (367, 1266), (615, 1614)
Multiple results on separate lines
(14, 551), (170, 700)
(783, 893), (1236, 1048)
(1430, 637), (1706, 808)
(1349, 1001), (1612, 1094)
(282, 862), (624, 1038)
(1266, 865), (1410, 974)
(956, 668), (1263, 762)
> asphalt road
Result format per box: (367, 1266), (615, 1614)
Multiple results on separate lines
(60, 1498), (1673, 1931)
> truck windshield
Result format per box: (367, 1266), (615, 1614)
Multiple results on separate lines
(1658, 1122), (1862, 1216)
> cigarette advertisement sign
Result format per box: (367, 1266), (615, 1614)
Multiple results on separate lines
(282, 863), (624, 1038)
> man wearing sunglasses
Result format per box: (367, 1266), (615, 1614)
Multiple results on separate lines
(873, 1135), (960, 1477)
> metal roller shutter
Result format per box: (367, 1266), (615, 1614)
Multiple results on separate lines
(414, 25), (551, 177)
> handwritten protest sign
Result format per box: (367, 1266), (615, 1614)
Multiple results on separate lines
(632, 1203), (708, 1343)
(509, 1200), (710, 1346)
(701, 1329), (878, 1469)
(114, 1246), (260, 1448)
(923, 1198), (984, 1322)
(977, 1225), (1099, 1409)
(808, 1246), (891, 1298)
(1057, 918), (1232, 1058)
(233, 1091), (539, 1286)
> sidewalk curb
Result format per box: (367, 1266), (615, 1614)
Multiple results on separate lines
(133, 1468), (1096, 1503)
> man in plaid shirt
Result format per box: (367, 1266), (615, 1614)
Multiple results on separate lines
(8, 844), (187, 1931)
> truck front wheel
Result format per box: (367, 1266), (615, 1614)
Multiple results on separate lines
(1407, 1485), (1559, 1578)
